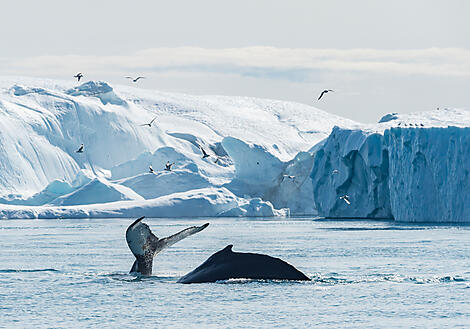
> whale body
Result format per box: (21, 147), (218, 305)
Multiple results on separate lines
(178, 245), (310, 283)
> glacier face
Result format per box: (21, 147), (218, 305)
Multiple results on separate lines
(311, 110), (470, 222)
(311, 127), (392, 219)
(387, 127), (470, 222)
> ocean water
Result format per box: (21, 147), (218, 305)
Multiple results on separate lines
(1, 218), (469, 328)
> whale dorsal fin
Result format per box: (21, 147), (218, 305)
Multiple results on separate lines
(222, 244), (234, 253)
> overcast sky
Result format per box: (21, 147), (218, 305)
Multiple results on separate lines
(1, 0), (469, 122)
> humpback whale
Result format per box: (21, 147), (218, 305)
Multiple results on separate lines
(126, 216), (209, 276)
(178, 245), (310, 283)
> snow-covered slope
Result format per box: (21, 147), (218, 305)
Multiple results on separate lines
(311, 109), (470, 222)
(0, 77), (355, 218)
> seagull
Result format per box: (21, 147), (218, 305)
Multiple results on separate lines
(318, 89), (334, 100)
(76, 143), (84, 153)
(164, 161), (174, 171)
(74, 73), (83, 82)
(125, 76), (145, 83)
(332, 169), (339, 174)
(282, 174), (295, 181)
(140, 116), (158, 127)
(149, 165), (154, 174)
(200, 146), (210, 159)
(339, 195), (351, 205)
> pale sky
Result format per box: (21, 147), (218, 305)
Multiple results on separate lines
(1, 0), (469, 122)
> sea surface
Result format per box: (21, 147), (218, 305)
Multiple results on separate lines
(1, 218), (469, 328)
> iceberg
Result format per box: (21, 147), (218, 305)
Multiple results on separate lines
(1, 77), (469, 222)
(311, 109), (470, 222)
(0, 77), (354, 219)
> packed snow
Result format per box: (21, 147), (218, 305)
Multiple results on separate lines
(0, 77), (469, 221)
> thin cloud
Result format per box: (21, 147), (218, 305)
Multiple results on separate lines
(2, 47), (470, 79)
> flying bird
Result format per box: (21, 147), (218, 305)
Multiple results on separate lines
(318, 89), (334, 100)
(125, 76), (146, 83)
(149, 165), (154, 174)
(164, 161), (174, 171)
(76, 143), (84, 153)
(140, 116), (158, 127)
(214, 157), (220, 164)
(339, 195), (351, 205)
(282, 174), (295, 181)
(200, 146), (210, 159)
(74, 73), (83, 82)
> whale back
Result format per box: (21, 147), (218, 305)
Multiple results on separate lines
(178, 245), (310, 283)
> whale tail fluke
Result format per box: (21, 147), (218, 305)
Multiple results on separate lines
(158, 223), (209, 251)
(126, 218), (209, 276)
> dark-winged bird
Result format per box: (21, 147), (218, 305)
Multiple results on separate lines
(140, 116), (158, 127)
(164, 161), (174, 171)
(200, 146), (210, 159)
(74, 73), (83, 82)
(318, 89), (334, 100)
(125, 76), (146, 83)
(76, 143), (84, 153)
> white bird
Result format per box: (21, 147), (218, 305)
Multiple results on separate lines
(140, 116), (158, 127)
(74, 73), (83, 82)
(283, 174), (295, 180)
(339, 195), (351, 205)
(332, 169), (339, 174)
(76, 143), (84, 153)
(125, 76), (145, 83)
(318, 89), (334, 100)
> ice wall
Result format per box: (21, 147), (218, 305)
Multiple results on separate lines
(311, 123), (470, 222)
(311, 127), (392, 218)
(387, 127), (470, 222)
